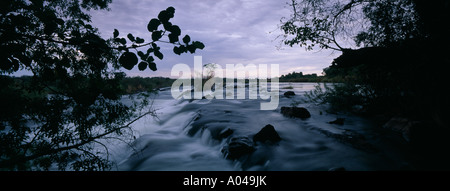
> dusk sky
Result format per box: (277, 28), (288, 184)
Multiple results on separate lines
(88, 0), (340, 78)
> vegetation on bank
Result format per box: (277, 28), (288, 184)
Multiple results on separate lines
(120, 76), (175, 94)
(279, 71), (321, 82)
(2, 75), (175, 95)
(280, 0), (450, 170)
(0, 1), (204, 171)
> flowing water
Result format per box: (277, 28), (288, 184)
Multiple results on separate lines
(108, 82), (414, 171)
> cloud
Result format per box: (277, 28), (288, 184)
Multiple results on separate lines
(90, 0), (339, 78)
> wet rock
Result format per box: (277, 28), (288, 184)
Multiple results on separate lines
(328, 167), (346, 171)
(253, 124), (281, 144)
(188, 110), (233, 137)
(221, 136), (255, 160)
(310, 127), (377, 152)
(219, 128), (233, 139)
(382, 117), (415, 142)
(341, 130), (376, 152)
(328, 118), (345, 125)
(283, 91), (295, 97)
(187, 125), (204, 137)
(281, 106), (311, 119)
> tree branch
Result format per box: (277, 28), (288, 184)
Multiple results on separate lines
(0, 110), (156, 168)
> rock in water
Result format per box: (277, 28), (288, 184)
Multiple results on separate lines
(382, 117), (416, 142)
(328, 167), (346, 171)
(280, 106), (311, 119)
(328, 118), (345, 125)
(219, 128), (233, 139)
(221, 136), (255, 160)
(283, 91), (295, 97)
(253, 124), (281, 144)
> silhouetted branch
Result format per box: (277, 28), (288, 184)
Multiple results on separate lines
(0, 110), (156, 169)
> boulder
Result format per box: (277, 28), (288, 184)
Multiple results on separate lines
(253, 124), (281, 144)
(283, 91), (295, 97)
(221, 136), (255, 160)
(281, 106), (311, 119)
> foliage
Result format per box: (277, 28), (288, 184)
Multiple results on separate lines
(279, 0), (422, 51)
(0, 0), (204, 170)
(305, 83), (375, 113)
(114, 6), (204, 72)
(120, 76), (175, 94)
(280, 71), (321, 82)
(281, 0), (450, 121)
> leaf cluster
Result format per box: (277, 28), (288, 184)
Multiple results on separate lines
(113, 7), (205, 72)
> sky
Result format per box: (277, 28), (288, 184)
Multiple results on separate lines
(88, 0), (341, 78)
(11, 0), (339, 78)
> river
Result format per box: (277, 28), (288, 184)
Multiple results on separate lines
(107, 82), (414, 171)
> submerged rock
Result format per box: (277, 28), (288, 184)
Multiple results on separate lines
(281, 106), (311, 119)
(328, 118), (345, 125)
(253, 124), (281, 144)
(221, 136), (255, 160)
(283, 91), (295, 97)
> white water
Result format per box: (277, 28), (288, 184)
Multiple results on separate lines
(108, 83), (414, 171)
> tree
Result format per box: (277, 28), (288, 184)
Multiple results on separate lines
(203, 63), (218, 81)
(280, 0), (426, 50)
(281, 0), (450, 169)
(280, 0), (450, 114)
(0, 0), (204, 170)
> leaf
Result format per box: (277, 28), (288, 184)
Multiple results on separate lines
(168, 33), (179, 43)
(178, 45), (187, 53)
(187, 44), (196, 53)
(148, 62), (157, 71)
(118, 52), (138, 70)
(163, 21), (172, 31)
(158, 10), (171, 23)
(147, 56), (154, 63)
(192, 41), (205, 49)
(152, 43), (160, 51)
(173, 46), (182, 55)
(127, 33), (135, 42)
(118, 45), (127, 51)
(147, 19), (161, 32)
(152, 31), (163, 41)
(137, 51), (146, 60)
(118, 38), (127, 45)
(154, 50), (164, 60)
(182, 35), (190, 44)
(138, 61), (148, 71)
(135, 37), (145, 44)
(146, 48), (154, 54)
(113, 29), (119, 38)
(169, 25), (181, 36)
(114, 37), (126, 45)
(166, 7), (175, 15)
